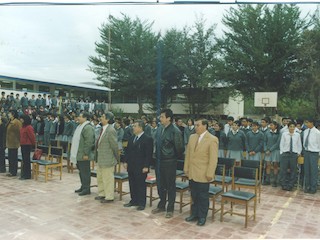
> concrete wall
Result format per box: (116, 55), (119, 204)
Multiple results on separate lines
(112, 93), (244, 117)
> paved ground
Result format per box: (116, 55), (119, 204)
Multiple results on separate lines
(0, 164), (319, 240)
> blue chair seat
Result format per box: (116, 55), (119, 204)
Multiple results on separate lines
(214, 175), (233, 184)
(235, 178), (259, 186)
(222, 190), (255, 201)
(36, 160), (59, 165)
(209, 186), (223, 196)
(176, 170), (184, 176)
(114, 172), (128, 179)
(91, 170), (97, 177)
(176, 181), (189, 190)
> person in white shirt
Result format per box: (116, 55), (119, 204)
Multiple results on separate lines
(224, 116), (234, 135)
(279, 121), (302, 191)
(302, 118), (320, 194)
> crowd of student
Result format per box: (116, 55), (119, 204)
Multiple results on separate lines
(0, 92), (320, 193)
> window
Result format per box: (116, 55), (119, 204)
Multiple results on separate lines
(16, 82), (34, 91)
(0, 80), (13, 90)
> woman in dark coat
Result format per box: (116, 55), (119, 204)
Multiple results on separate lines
(0, 117), (7, 173)
(20, 114), (36, 180)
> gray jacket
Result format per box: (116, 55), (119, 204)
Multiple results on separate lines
(95, 125), (119, 167)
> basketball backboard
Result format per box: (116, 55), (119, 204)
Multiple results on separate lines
(254, 92), (277, 107)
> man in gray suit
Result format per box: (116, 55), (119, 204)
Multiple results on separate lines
(95, 112), (119, 203)
(71, 112), (95, 196)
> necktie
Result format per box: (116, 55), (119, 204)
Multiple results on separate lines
(195, 135), (200, 150)
(96, 128), (103, 147)
(133, 136), (138, 143)
(290, 135), (293, 153)
(304, 129), (311, 150)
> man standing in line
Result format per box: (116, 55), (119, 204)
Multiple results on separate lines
(71, 112), (95, 196)
(152, 109), (184, 218)
(123, 120), (153, 210)
(95, 112), (119, 203)
(184, 119), (218, 226)
(6, 110), (22, 177)
(279, 121), (302, 191)
(302, 118), (320, 194)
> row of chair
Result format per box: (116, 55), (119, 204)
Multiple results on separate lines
(177, 157), (261, 228)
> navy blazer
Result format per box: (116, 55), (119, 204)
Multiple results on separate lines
(124, 133), (153, 173)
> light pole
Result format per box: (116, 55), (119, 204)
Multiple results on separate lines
(108, 14), (112, 111)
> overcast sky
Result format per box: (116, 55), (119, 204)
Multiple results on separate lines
(0, 3), (319, 84)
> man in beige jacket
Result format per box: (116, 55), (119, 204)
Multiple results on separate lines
(184, 119), (218, 226)
(95, 112), (119, 203)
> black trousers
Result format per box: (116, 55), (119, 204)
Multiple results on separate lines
(128, 170), (147, 207)
(21, 145), (32, 179)
(156, 160), (177, 212)
(0, 147), (6, 172)
(190, 180), (210, 219)
(8, 148), (18, 176)
(77, 161), (91, 192)
(279, 152), (297, 189)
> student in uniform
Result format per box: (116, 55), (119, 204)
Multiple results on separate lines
(263, 121), (281, 186)
(279, 121), (302, 191)
(240, 117), (251, 135)
(224, 116), (234, 135)
(184, 118), (195, 147)
(260, 118), (269, 135)
(213, 122), (227, 158)
(302, 118), (320, 194)
(226, 120), (246, 164)
(246, 121), (264, 161)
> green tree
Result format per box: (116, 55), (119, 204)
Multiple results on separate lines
(89, 14), (159, 115)
(216, 5), (308, 98)
(180, 17), (218, 116)
(145, 28), (186, 112)
(294, 8), (320, 118)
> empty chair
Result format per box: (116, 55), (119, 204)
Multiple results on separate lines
(60, 141), (74, 173)
(114, 172), (129, 200)
(208, 164), (225, 220)
(215, 157), (236, 191)
(220, 166), (258, 228)
(146, 175), (158, 207)
(175, 180), (190, 213)
(239, 159), (262, 203)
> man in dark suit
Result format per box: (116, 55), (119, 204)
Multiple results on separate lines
(123, 120), (153, 210)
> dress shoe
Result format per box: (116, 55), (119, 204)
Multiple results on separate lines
(151, 208), (165, 214)
(123, 202), (137, 207)
(6, 173), (16, 177)
(0, 170), (6, 173)
(185, 215), (198, 222)
(136, 206), (145, 211)
(101, 199), (114, 203)
(309, 190), (317, 194)
(197, 218), (206, 226)
(282, 186), (288, 191)
(262, 180), (270, 186)
(165, 212), (173, 218)
(19, 177), (30, 180)
(74, 188), (83, 193)
(287, 187), (293, 191)
(78, 191), (91, 196)
(94, 196), (105, 200)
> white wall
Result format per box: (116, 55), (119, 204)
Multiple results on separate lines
(223, 93), (244, 119)
(112, 95), (245, 117)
